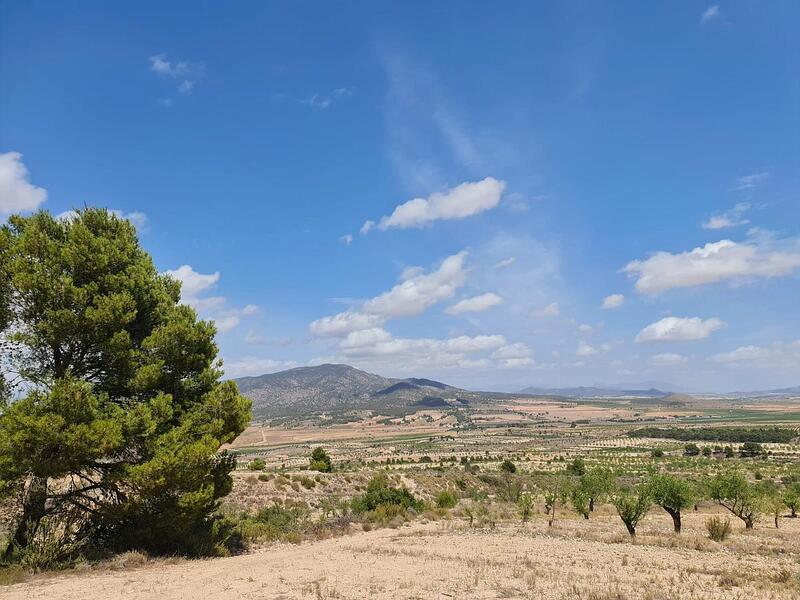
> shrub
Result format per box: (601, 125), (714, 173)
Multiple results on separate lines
(684, 444), (700, 456)
(518, 493), (535, 522)
(566, 457), (586, 476)
(500, 460), (517, 474)
(436, 490), (458, 509)
(257, 473), (271, 482)
(248, 458), (266, 471)
(651, 449), (664, 458)
(705, 516), (732, 541)
(740, 442), (763, 458)
(350, 474), (424, 514)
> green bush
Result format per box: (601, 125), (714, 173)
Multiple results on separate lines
(351, 474), (424, 514)
(436, 490), (459, 509)
(500, 460), (517, 474)
(248, 458), (266, 471)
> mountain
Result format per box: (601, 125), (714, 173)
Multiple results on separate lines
(518, 385), (669, 398)
(234, 364), (467, 417)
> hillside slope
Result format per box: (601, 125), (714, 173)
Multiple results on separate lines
(234, 364), (466, 417)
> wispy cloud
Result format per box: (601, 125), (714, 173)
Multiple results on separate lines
(702, 202), (750, 230)
(382, 52), (485, 191)
(730, 172), (769, 192)
(701, 5), (721, 23)
(149, 53), (204, 104)
(275, 87), (353, 111)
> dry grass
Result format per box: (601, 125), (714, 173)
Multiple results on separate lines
(4, 512), (799, 599)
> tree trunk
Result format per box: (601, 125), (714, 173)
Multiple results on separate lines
(791, 507), (797, 518)
(665, 507), (681, 533)
(4, 476), (47, 558)
(624, 522), (636, 537)
(589, 497), (595, 512)
(774, 515), (779, 529)
(744, 516), (754, 529)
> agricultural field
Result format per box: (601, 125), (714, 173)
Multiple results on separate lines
(6, 394), (800, 599)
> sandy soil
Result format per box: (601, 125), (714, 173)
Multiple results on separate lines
(8, 512), (799, 600)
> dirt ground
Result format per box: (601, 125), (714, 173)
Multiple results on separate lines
(7, 511), (799, 600)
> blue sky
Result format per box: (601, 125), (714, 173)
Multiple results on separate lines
(1, 1), (798, 392)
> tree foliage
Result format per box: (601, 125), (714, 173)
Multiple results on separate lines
(647, 474), (696, 533)
(707, 472), (761, 529)
(310, 447), (332, 473)
(611, 486), (651, 537)
(0, 209), (251, 560)
(579, 467), (615, 514)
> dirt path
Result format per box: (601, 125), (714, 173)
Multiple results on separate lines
(6, 518), (799, 600)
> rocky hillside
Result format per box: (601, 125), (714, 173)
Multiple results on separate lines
(234, 364), (469, 417)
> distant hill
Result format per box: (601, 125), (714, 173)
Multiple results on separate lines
(234, 364), (468, 417)
(518, 385), (669, 398)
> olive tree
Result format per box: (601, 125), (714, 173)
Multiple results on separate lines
(0, 209), (251, 560)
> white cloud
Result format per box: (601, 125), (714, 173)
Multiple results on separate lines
(576, 341), (596, 357)
(701, 5), (720, 23)
(635, 316), (726, 343)
(339, 234), (353, 245)
(499, 357), (535, 369)
(445, 292), (503, 315)
(0, 152), (47, 215)
(578, 324), (593, 334)
(164, 265), (256, 333)
(492, 343), (532, 360)
(650, 353), (688, 366)
(531, 302), (560, 318)
(710, 345), (771, 363)
(702, 203), (750, 230)
(340, 327), (393, 349)
(493, 257), (516, 269)
(370, 178), (505, 231)
(601, 294), (625, 309)
(708, 342), (800, 372)
(362, 251), (468, 318)
(624, 239), (800, 294)
(165, 265), (220, 298)
(730, 172), (768, 192)
(214, 315), (240, 333)
(309, 311), (385, 337)
(360, 220), (374, 235)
